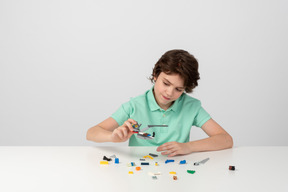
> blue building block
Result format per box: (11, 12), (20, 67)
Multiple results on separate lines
(165, 159), (175, 164)
(115, 158), (119, 164)
(180, 160), (186, 164)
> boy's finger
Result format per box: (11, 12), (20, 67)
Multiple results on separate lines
(123, 129), (128, 138)
(128, 118), (137, 124)
(125, 121), (134, 132)
(118, 131), (123, 140)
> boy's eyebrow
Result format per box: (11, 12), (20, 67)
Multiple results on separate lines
(163, 78), (185, 89)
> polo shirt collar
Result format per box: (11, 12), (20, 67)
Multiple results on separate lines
(147, 86), (182, 112)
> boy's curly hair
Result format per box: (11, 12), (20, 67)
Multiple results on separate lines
(149, 49), (200, 93)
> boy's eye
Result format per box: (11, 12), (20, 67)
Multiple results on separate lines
(163, 82), (169, 86)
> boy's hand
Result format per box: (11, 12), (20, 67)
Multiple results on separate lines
(156, 141), (191, 157)
(111, 119), (137, 143)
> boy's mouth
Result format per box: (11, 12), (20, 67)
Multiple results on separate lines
(162, 95), (170, 100)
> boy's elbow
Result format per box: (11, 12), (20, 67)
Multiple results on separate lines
(226, 134), (233, 148)
(86, 128), (93, 141)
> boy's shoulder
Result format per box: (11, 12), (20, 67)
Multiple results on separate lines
(180, 93), (202, 105)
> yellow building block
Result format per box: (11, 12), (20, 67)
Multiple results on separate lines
(169, 171), (176, 175)
(100, 161), (109, 165)
(143, 155), (154, 159)
(128, 171), (134, 174)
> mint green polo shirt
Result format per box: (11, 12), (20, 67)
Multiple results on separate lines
(111, 87), (211, 146)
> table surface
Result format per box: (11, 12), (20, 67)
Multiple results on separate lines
(0, 146), (288, 192)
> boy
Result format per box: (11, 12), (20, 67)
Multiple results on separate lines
(87, 49), (233, 157)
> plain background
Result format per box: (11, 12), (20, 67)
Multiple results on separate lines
(1, 0), (288, 146)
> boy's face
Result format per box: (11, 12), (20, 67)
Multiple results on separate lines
(153, 72), (185, 110)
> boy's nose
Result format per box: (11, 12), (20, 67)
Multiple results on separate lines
(166, 87), (173, 97)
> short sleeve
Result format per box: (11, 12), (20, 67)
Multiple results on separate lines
(111, 101), (132, 126)
(193, 106), (211, 128)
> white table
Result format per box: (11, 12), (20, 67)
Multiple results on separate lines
(0, 146), (287, 192)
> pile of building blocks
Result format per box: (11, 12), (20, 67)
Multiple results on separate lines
(100, 155), (119, 165)
(100, 153), (235, 180)
(99, 153), (204, 180)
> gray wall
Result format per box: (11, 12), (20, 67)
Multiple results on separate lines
(1, 0), (288, 146)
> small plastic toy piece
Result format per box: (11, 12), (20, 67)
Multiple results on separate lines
(229, 166), (235, 171)
(173, 176), (177, 180)
(131, 123), (140, 133)
(152, 176), (157, 180)
(155, 162), (159, 166)
(148, 172), (161, 176)
(141, 162), (149, 165)
(194, 158), (210, 166)
(110, 155), (117, 158)
(131, 122), (168, 140)
(115, 158), (119, 164)
(143, 155), (153, 159)
(103, 156), (112, 161)
(149, 153), (158, 157)
(127, 162), (136, 167)
(169, 171), (176, 175)
(136, 167), (141, 171)
(179, 160), (186, 164)
(128, 171), (133, 174)
(139, 159), (146, 161)
(165, 159), (175, 164)
(187, 170), (196, 174)
(100, 161), (109, 165)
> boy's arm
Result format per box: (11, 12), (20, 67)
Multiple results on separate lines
(188, 118), (233, 152)
(157, 119), (233, 157)
(86, 117), (136, 143)
(86, 117), (118, 142)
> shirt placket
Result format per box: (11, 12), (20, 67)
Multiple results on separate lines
(160, 110), (169, 133)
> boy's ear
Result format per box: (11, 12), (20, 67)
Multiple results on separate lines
(153, 73), (158, 82)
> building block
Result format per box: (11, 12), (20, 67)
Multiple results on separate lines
(187, 170), (196, 174)
(194, 158), (209, 166)
(103, 156), (112, 161)
(114, 158), (119, 164)
(136, 167), (141, 171)
(169, 171), (176, 175)
(127, 162), (136, 167)
(229, 166), (235, 171)
(100, 161), (109, 165)
(173, 176), (177, 180)
(148, 172), (161, 176)
(141, 162), (149, 165)
(149, 153), (158, 157)
(179, 160), (186, 164)
(110, 155), (116, 158)
(143, 155), (153, 159)
(165, 159), (175, 164)
(128, 171), (133, 174)
(152, 176), (157, 180)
